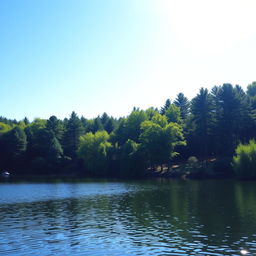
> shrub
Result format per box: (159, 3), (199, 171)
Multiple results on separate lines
(186, 156), (200, 170)
(232, 140), (256, 179)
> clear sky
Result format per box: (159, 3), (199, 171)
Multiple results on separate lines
(1, 0), (256, 121)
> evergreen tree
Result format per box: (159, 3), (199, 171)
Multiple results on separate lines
(91, 117), (104, 133)
(4, 126), (27, 158)
(191, 88), (214, 158)
(174, 93), (190, 120)
(214, 84), (253, 155)
(48, 135), (63, 161)
(104, 118), (116, 134)
(100, 112), (110, 126)
(23, 117), (30, 125)
(247, 82), (256, 97)
(160, 99), (171, 115)
(63, 112), (84, 158)
(46, 116), (64, 141)
(165, 104), (182, 124)
(0, 127), (27, 170)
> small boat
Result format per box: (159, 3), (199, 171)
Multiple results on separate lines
(1, 171), (10, 178)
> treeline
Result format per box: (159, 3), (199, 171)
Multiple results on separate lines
(1, 82), (256, 178)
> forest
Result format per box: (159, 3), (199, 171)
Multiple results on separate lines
(1, 82), (256, 179)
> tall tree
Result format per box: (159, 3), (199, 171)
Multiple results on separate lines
(91, 117), (104, 133)
(113, 110), (148, 145)
(247, 82), (256, 97)
(139, 115), (185, 170)
(104, 118), (116, 134)
(100, 112), (110, 126)
(77, 131), (112, 175)
(214, 84), (252, 155)
(46, 116), (64, 141)
(174, 93), (190, 120)
(165, 104), (182, 124)
(191, 88), (214, 158)
(63, 112), (84, 158)
(160, 99), (171, 115)
(0, 127), (27, 170)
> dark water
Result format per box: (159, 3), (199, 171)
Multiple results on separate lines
(1, 179), (256, 256)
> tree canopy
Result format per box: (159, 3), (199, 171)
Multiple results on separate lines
(1, 82), (256, 179)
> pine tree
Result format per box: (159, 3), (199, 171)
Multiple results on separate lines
(63, 112), (84, 158)
(160, 99), (171, 115)
(174, 93), (190, 120)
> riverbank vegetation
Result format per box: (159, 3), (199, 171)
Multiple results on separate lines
(1, 82), (256, 179)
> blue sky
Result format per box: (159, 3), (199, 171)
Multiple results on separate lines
(1, 0), (256, 121)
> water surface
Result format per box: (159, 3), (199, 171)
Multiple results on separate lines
(0, 179), (256, 255)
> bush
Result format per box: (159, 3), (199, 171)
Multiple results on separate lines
(232, 140), (256, 179)
(186, 156), (200, 171)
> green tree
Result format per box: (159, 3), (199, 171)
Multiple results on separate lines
(191, 88), (214, 158)
(77, 131), (112, 175)
(140, 119), (185, 170)
(91, 117), (104, 133)
(63, 112), (84, 158)
(100, 112), (110, 126)
(48, 134), (63, 161)
(247, 82), (256, 97)
(4, 126), (27, 158)
(165, 104), (182, 124)
(213, 84), (252, 155)
(160, 99), (171, 115)
(104, 118), (116, 134)
(113, 110), (148, 145)
(174, 93), (190, 120)
(46, 116), (64, 141)
(233, 139), (256, 179)
(23, 117), (30, 125)
(119, 139), (145, 177)
(151, 112), (168, 127)
(0, 122), (11, 136)
(0, 126), (27, 171)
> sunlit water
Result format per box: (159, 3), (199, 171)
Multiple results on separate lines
(1, 179), (256, 255)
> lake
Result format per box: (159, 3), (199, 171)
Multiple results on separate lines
(0, 179), (256, 255)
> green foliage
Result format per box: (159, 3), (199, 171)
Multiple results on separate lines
(3, 126), (27, 158)
(165, 104), (182, 124)
(140, 119), (185, 167)
(0, 122), (11, 135)
(151, 113), (168, 127)
(104, 118), (116, 134)
(63, 111), (84, 158)
(145, 107), (159, 120)
(48, 134), (63, 161)
(190, 88), (214, 157)
(247, 82), (256, 97)
(233, 140), (256, 179)
(113, 110), (148, 145)
(119, 139), (144, 177)
(1, 81), (256, 178)
(77, 131), (112, 175)
(46, 116), (64, 141)
(213, 84), (252, 155)
(100, 112), (110, 125)
(174, 93), (190, 120)
(32, 118), (47, 128)
(185, 156), (200, 172)
(160, 99), (171, 115)
(92, 117), (104, 132)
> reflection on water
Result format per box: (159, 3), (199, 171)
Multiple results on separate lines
(0, 180), (256, 255)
